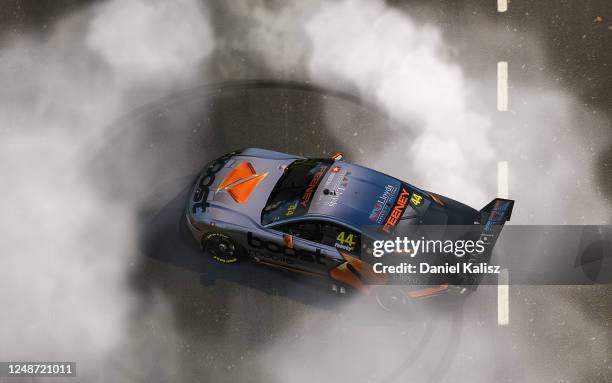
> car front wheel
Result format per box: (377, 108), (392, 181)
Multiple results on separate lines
(202, 232), (244, 263)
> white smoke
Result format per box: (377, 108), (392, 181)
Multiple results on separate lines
(1, 0), (609, 382)
(244, 0), (610, 223)
(87, 0), (213, 85)
(304, 0), (493, 207)
(238, 0), (492, 205)
(0, 0), (212, 370)
(223, 1), (611, 382)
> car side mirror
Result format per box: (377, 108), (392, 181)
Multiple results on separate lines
(283, 234), (294, 249)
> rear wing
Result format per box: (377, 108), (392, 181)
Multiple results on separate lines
(478, 198), (514, 261)
(480, 198), (514, 226)
(455, 198), (515, 287)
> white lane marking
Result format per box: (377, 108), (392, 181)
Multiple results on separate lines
(497, 62), (508, 111)
(497, 2), (509, 325)
(497, 161), (509, 198)
(497, 161), (510, 325)
(498, 268), (510, 325)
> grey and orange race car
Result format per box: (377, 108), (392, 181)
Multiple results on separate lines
(186, 148), (513, 308)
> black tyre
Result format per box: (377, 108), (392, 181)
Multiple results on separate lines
(202, 232), (244, 263)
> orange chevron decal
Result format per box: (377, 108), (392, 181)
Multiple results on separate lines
(218, 161), (256, 191)
(227, 173), (267, 203)
(218, 162), (268, 204)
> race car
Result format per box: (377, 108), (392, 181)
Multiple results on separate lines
(186, 148), (513, 309)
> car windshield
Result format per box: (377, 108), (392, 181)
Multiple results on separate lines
(261, 159), (332, 225)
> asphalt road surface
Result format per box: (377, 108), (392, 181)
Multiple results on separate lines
(91, 81), (609, 383)
(1, 1), (610, 382)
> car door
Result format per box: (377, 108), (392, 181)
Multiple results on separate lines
(267, 219), (361, 275)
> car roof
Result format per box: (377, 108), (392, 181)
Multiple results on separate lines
(304, 162), (403, 230)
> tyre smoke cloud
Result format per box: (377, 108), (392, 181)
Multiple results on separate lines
(228, 1), (611, 382)
(0, 0), (212, 374)
(244, 0), (611, 224)
(1, 0), (609, 382)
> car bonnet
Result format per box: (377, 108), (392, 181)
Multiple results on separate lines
(207, 155), (295, 223)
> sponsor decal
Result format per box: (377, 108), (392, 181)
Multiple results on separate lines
(369, 184), (399, 224)
(217, 161), (268, 204)
(410, 192), (423, 206)
(382, 187), (411, 233)
(317, 168), (350, 207)
(247, 232), (327, 265)
(300, 165), (328, 208)
(328, 175), (349, 207)
(285, 200), (298, 216)
(335, 231), (358, 252)
(191, 153), (234, 213)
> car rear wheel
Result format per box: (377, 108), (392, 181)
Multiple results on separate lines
(373, 286), (410, 312)
(202, 232), (244, 263)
